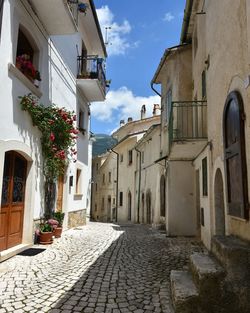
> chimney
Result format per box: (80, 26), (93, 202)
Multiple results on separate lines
(141, 105), (146, 119)
(120, 120), (125, 127)
(127, 117), (133, 123)
(153, 104), (161, 116)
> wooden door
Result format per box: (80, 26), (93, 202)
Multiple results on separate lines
(56, 175), (64, 212)
(0, 152), (27, 251)
(224, 91), (248, 219)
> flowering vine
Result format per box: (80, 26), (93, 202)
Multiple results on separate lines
(19, 94), (78, 182)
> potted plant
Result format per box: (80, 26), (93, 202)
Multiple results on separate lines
(52, 212), (65, 238)
(78, 3), (88, 14)
(16, 54), (42, 84)
(39, 221), (54, 244)
(34, 70), (41, 87)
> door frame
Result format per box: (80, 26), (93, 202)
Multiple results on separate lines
(0, 141), (35, 254)
(1, 151), (27, 251)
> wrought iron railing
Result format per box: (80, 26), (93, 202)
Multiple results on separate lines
(169, 101), (207, 146)
(67, 0), (78, 25)
(77, 55), (106, 93)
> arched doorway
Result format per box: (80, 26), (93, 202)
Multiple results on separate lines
(160, 175), (166, 217)
(214, 169), (225, 235)
(146, 190), (151, 224)
(0, 152), (27, 251)
(128, 191), (132, 221)
(141, 193), (145, 223)
(223, 91), (248, 219)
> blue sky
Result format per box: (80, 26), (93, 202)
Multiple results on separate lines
(91, 0), (186, 134)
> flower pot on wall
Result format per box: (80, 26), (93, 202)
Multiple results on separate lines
(39, 231), (53, 244)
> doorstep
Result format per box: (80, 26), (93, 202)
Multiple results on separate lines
(0, 243), (33, 263)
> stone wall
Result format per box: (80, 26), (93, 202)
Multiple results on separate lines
(68, 209), (86, 228)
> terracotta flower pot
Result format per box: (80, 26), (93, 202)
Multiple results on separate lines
(53, 227), (63, 238)
(39, 231), (53, 244)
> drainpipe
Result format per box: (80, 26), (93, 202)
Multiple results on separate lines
(109, 148), (119, 222)
(135, 148), (142, 223)
(150, 81), (161, 97)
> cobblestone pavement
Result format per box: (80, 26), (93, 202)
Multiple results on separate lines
(0, 223), (204, 313)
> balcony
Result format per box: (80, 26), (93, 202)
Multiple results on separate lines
(169, 101), (207, 145)
(29, 0), (78, 35)
(76, 55), (106, 102)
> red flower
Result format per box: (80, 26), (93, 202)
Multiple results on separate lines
(50, 133), (55, 141)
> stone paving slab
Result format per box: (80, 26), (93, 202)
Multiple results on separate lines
(0, 223), (204, 313)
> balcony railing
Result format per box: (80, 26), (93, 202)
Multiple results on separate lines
(77, 55), (106, 92)
(169, 101), (207, 145)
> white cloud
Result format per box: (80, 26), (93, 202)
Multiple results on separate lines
(163, 12), (175, 22)
(96, 6), (137, 56)
(91, 87), (161, 128)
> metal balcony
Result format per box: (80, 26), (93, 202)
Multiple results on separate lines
(76, 55), (106, 102)
(169, 101), (207, 145)
(29, 0), (78, 35)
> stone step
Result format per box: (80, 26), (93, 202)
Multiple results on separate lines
(190, 253), (225, 288)
(212, 235), (250, 273)
(211, 235), (250, 313)
(170, 270), (199, 313)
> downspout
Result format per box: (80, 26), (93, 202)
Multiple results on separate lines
(110, 148), (119, 222)
(135, 148), (142, 223)
(150, 81), (161, 97)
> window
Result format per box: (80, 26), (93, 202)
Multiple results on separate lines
(119, 192), (123, 206)
(75, 169), (81, 194)
(101, 197), (105, 210)
(128, 150), (133, 165)
(78, 109), (86, 135)
(108, 171), (111, 183)
(166, 89), (172, 122)
(120, 154), (123, 163)
(95, 183), (97, 192)
(113, 198), (115, 205)
(16, 28), (40, 84)
(202, 157), (208, 196)
(102, 173), (105, 184)
(17, 29), (34, 61)
(202, 70), (206, 99)
(96, 163), (99, 171)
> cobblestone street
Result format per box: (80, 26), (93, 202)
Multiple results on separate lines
(0, 223), (203, 313)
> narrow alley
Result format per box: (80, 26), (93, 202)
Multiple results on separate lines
(0, 223), (203, 313)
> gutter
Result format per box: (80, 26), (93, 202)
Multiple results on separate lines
(180, 0), (194, 44)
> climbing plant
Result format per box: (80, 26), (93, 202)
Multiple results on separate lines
(19, 94), (78, 217)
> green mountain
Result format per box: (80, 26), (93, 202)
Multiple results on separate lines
(92, 134), (117, 157)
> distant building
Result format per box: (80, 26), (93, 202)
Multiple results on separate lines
(91, 106), (160, 224)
